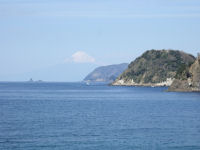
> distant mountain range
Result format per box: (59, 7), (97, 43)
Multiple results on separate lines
(83, 63), (128, 83)
(112, 50), (196, 86)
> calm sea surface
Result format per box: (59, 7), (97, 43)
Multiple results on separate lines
(0, 82), (200, 150)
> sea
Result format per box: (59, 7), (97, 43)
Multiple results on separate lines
(0, 82), (200, 150)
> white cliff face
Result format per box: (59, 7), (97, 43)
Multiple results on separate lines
(155, 78), (174, 86)
(112, 79), (125, 85)
(112, 78), (174, 86)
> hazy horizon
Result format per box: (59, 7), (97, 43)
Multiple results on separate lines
(1, 0), (200, 81)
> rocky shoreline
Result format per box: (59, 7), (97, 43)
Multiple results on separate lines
(167, 79), (200, 92)
(112, 78), (174, 87)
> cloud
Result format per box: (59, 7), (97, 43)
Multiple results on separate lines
(65, 51), (95, 63)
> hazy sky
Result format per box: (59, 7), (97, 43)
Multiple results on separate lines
(1, 0), (200, 81)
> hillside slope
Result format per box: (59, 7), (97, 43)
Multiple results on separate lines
(83, 63), (128, 83)
(112, 50), (195, 86)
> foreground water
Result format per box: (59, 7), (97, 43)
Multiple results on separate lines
(0, 82), (200, 150)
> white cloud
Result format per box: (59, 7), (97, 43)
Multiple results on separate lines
(65, 51), (95, 63)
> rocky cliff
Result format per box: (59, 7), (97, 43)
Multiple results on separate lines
(168, 55), (200, 92)
(112, 50), (195, 86)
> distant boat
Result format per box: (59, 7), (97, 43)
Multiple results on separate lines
(28, 78), (43, 83)
(35, 80), (43, 83)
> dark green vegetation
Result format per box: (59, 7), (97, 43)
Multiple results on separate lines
(117, 50), (195, 84)
(84, 63), (128, 83)
(175, 63), (193, 80)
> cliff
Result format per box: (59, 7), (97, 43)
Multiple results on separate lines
(168, 55), (200, 92)
(83, 63), (128, 83)
(112, 50), (195, 86)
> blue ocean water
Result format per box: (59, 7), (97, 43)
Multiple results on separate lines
(0, 82), (200, 150)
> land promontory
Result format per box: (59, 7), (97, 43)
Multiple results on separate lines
(112, 50), (195, 86)
(84, 63), (128, 83)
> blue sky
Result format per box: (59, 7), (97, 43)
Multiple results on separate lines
(1, 0), (200, 81)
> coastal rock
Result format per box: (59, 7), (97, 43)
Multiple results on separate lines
(112, 78), (174, 87)
(168, 55), (200, 92)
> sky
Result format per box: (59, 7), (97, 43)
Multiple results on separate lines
(0, 0), (200, 81)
